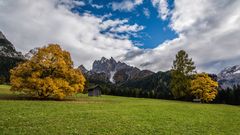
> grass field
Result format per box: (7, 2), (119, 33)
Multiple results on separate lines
(0, 85), (240, 135)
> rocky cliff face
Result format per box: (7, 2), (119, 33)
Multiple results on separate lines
(0, 31), (24, 59)
(218, 65), (240, 89)
(24, 48), (38, 59)
(78, 65), (89, 75)
(0, 31), (25, 82)
(78, 57), (154, 84)
(92, 57), (129, 79)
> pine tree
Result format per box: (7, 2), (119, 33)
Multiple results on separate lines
(170, 50), (196, 99)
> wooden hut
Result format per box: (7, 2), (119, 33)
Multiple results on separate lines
(88, 85), (102, 96)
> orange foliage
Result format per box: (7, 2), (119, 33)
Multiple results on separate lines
(10, 44), (85, 99)
(190, 73), (218, 102)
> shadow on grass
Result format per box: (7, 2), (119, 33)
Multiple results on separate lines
(0, 91), (112, 103)
(0, 94), (78, 101)
(0, 94), (119, 104)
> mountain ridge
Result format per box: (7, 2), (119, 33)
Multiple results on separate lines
(0, 31), (25, 82)
(0, 31), (24, 59)
(78, 57), (154, 84)
(217, 65), (240, 89)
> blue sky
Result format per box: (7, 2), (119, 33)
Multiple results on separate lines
(73, 0), (177, 49)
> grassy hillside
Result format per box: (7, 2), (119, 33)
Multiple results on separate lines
(0, 85), (240, 135)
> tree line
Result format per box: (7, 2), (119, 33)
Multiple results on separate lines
(214, 85), (240, 105)
(89, 50), (219, 103)
(4, 44), (240, 104)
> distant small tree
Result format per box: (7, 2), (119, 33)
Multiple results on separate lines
(170, 50), (196, 99)
(10, 44), (86, 99)
(190, 73), (218, 102)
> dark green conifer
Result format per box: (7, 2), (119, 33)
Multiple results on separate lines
(170, 50), (196, 99)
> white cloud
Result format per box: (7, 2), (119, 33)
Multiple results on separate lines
(0, 0), (141, 69)
(143, 8), (150, 18)
(110, 24), (144, 33)
(99, 19), (144, 39)
(58, 0), (85, 9)
(127, 0), (240, 73)
(100, 19), (129, 30)
(151, 0), (169, 20)
(88, 0), (104, 9)
(92, 4), (103, 9)
(111, 0), (143, 11)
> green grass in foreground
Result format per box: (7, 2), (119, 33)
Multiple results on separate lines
(0, 85), (240, 135)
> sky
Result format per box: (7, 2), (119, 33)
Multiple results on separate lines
(0, 0), (240, 73)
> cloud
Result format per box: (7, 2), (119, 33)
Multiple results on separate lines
(100, 19), (129, 30)
(151, 0), (169, 20)
(123, 49), (145, 60)
(58, 0), (85, 9)
(0, 0), (142, 69)
(127, 0), (240, 73)
(143, 8), (150, 18)
(110, 24), (144, 33)
(111, 0), (143, 11)
(91, 4), (103, 9)
(99, 19), (144, 39)
(88, 0), (104, 9)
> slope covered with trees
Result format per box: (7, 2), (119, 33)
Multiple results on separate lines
(0, 56), (24, 83)
(0, 31), (25, 83)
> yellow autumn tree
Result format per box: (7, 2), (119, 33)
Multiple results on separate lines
(10, 44), (85, 99)
(190, 73), (218, 102)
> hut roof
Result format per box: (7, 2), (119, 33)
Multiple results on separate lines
(88, 85), (102, 91)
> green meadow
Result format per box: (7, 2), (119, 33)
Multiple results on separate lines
(0, 85), (240, 135)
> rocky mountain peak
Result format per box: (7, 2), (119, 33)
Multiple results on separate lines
(78, 65), (89, 74)
(218, 65), (240, 78)
(0, 31), (24, 59)
(100, 56), (107, 62)
(84, 57), (154, 83)
(92, 57), (117, 74)
(24, 48), (39, 59)
(218, 65), (240, 89)
(0, 31), (6, 39)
